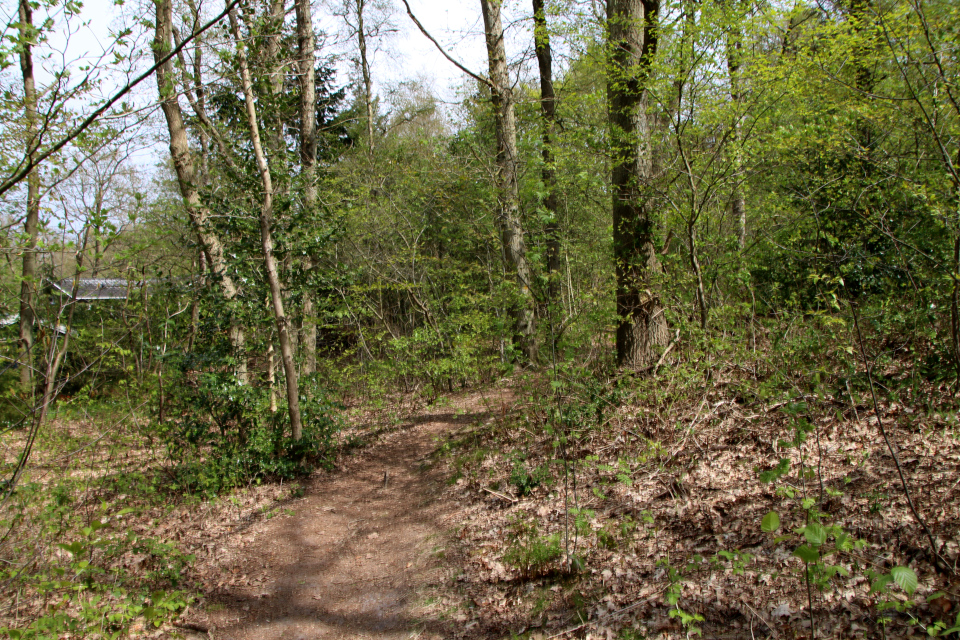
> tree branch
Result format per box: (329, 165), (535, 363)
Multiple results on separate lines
(0, 0), (244, 198)
(398, 0), (493, 90)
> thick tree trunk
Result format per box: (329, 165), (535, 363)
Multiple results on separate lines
(296, 0), (318, 375)
(532, 0), (562, 311)
(229, 8), (304, 440)
(480, 0), (538, 364)
(153, 0), (247, 383)
(607, 0), (669, 369)
(17, 0), (40, 393)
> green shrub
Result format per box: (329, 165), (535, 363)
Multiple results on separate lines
(161, 362), (340, 496)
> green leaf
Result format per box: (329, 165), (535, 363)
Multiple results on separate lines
(58, 542), (85, 555)
(835, 532), (852, 551)
(761, 511), (781, 533)
(793, 544), (820, 563)
(804, 523), (827, 547)
(759, 458), (791, 483)
(891, 566), (918, 595)
(870, 574), (894, 594)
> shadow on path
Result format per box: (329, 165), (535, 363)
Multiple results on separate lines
(192, 392), (508, 640)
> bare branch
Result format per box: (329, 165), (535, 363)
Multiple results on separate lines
(398, 0), (493, 90)
(0, 0), (244, 199)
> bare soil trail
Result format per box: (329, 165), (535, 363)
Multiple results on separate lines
(185, 388), (512, 640)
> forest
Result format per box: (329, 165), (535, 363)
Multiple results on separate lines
(1, 0), (959, 636)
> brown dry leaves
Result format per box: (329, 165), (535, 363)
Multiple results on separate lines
(428, 372), (960, 639)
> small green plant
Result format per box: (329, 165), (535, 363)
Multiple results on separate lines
(868, 565), (921, 636)
(920, 607), (960, 637)
(596, 527), (617, 550)
(503, 517), (562, 577)
(570, 507), (595, 538)
(509, 456), (551, 496)
(658, 556), (704, 637)
(713, 549), (752, 576)
(0, 513), (194, 639)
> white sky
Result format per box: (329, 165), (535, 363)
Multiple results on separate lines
(2, 0), (559, 174)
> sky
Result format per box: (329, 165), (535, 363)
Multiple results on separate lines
(1, 0), (550, 175)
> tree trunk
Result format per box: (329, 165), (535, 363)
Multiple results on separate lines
(607, 0), (669, 369)
(153, 0), (248, 383)
(480, 0), (538, 364)
(267, 339), (277, 412)
(296, 0), (318, 375)
(188, 249), (205, 352)
(688, 219), (707, 329)
(357, 0), (375, 152)
(532, 0), (563, 311)
(724, 10), (747, 251)
(229, 7), (304, 440)
(17, 0), (40, 393)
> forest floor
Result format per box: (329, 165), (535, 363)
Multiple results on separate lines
(168, 364), (960, 640)
(5, 363), (960, 640)
(170, 386), (518, 640)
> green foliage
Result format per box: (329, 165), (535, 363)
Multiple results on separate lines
(658, 556), (705, 637)
(509, 456), (552, 496)
(0, 505), (193, 639)
(162, 362), (340, 495)
(503, 517), (562, 577)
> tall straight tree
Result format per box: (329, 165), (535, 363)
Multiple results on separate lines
(356, 0), (374, 151)
(607, 0), (668, 369)
(228, 7), (304, 439)
(17, 0), (40, 392)
(723, 0), (747, 250)
(480, 0), (538, 364)
(296, 0), (319, 374)
(532, 0), (563, 308)
(153, 0), (248, 383)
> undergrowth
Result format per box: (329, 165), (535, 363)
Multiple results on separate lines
(432, 306), (960, 639)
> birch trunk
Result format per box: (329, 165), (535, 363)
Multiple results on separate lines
(356, 0), (375, 152)
(229, 7), (304, 440)
(480, 0), (538, 364)
(725, 13), (746, 250)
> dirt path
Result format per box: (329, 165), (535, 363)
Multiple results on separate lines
(187, 389), (510, 640)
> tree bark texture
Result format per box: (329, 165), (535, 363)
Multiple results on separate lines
(296, 0), (319, 375)
(532, 0), (563, 310)
(607, 0), (669, 369)
(480, 0), (538, 364)
(17, 0), (40, 392)
(153, 0), (248, 383)
(356, 0), (375, 151)
(229, 7), (304, 440)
